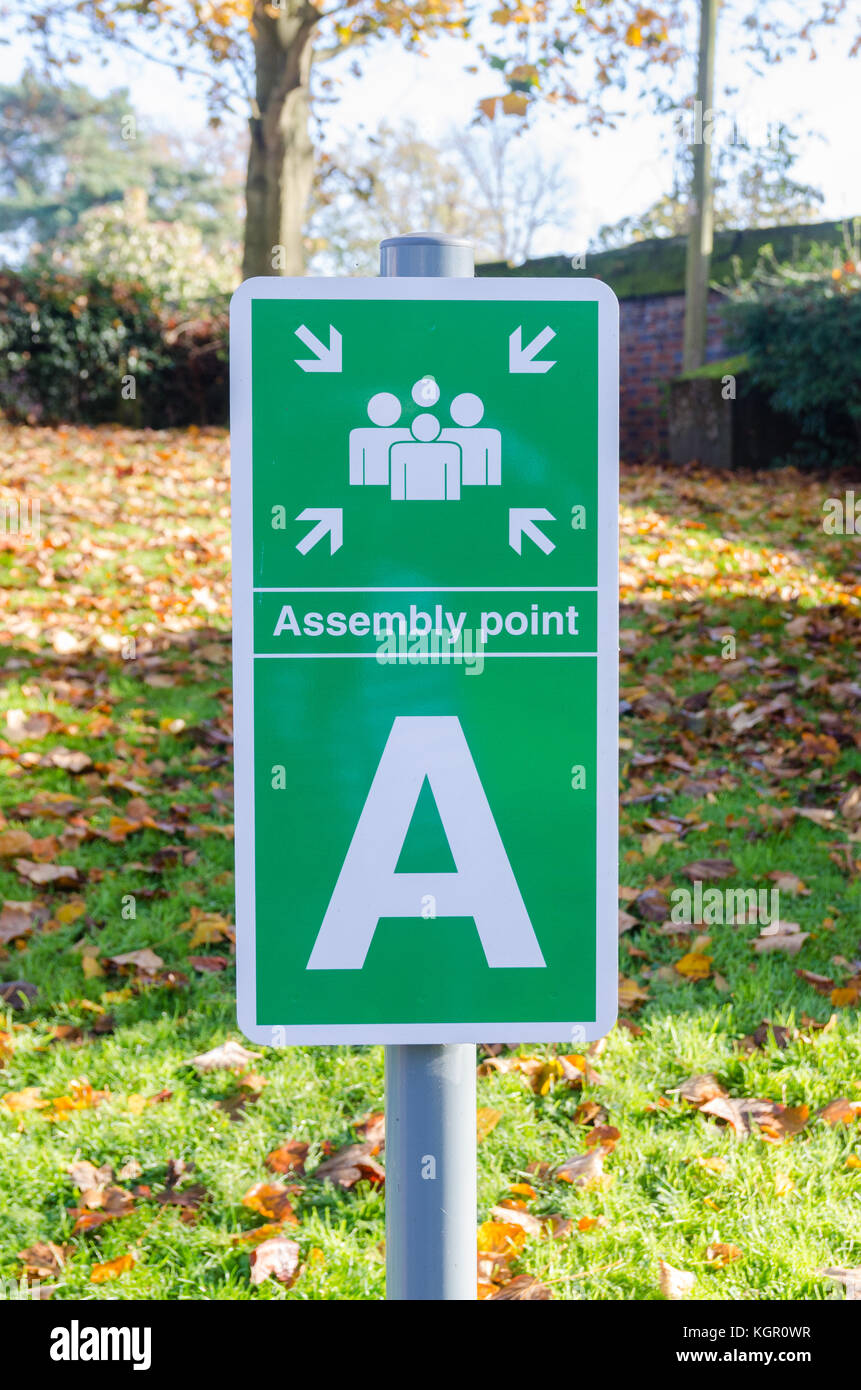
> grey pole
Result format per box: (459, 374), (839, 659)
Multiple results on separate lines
(381, 232), (477, 1302)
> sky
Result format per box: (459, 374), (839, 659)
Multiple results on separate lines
(1, 3), (859, 259)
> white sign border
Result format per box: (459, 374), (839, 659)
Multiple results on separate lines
(231, 275), (619, 1044)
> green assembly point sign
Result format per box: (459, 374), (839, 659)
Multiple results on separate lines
(230, 276), (619, 1044)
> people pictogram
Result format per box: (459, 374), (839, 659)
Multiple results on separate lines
(349, 379), (502, 500)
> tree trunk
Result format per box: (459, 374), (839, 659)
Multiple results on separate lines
(682, 0), (717, 372)
(242, 1), (317, 280)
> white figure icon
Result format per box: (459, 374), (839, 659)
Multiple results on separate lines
(441, 392), (501, 486)
(348, 379), (501, 500)
(390, 413), (461, 501)
(349, 392), (411, 486)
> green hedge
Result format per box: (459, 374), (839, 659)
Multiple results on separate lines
(0, 268), (229, 427)
(725, 255), (861, 468)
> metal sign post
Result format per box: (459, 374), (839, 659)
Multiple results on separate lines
(381, 235), (477, 1302)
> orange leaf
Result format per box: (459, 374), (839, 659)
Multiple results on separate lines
(90, 1253), (135, 1282)
(477, 1107), (502, 1141)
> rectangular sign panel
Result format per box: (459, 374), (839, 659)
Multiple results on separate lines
(231, 277), (618, 1043)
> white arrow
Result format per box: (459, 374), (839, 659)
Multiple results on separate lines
(509, 508), (556, 555)
(294, 324), (342, 372)
(509, 325), (556, 373)
(295, 508), (343, 555)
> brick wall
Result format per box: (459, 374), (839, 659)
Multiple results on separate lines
(619, 291), (727, 461)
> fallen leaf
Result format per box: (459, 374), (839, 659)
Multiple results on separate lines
(187, 1040), (262, 1073)
(18, 1242), (66, 1279)
(477, 1107), (502, 1142)
(681, 858), (737, 882)
(819, 1098), (860, 1125)
(678, 1074), (728, 1106)
(266, 1141), (309, 1175)
(705, 1241), (742, 1268)
(14, 859), (79, 887)
(553, 1149), (605, 1187)
(249, 1237), (301, 1287)
(313, 1142), (385, 1189)
(659, 1259), (695, 1300)
(90, 1253), (134, 1283)
(241, 1183), (299, 1224)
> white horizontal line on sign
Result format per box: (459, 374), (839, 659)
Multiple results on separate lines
(253, 586), (599, 593)
(253, 652), (599, 659)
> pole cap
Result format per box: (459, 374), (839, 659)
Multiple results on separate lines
(379, 233), (475, 279)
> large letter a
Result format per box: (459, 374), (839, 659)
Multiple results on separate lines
(306, 716), (545, 969)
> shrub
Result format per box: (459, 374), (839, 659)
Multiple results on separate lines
(724, 224), (861, 468)
(0, 266), (228, 427)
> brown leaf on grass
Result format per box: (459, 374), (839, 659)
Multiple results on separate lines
(107, 948), (164, 978)
(18, 1242), (66, 1279)
(249, 1236), (300, 1287)
(156, 1183), (208, 1215)
(90, 1253), (134, 1283)
(839, 786), (861, 822)
(553, 1149), (605, 1187)
(745, 1021), (792, 1051)
(266, 1141), (309, 1175)
(619, 908), (639, 934)
(70, 1209), (124, 1234)
(477, 1107), (502, 1142)
(45, 747), (93, 774)
(796, 968), (836, 994)
(681, 858), (737, 881)
(633, 887), (670, 921)
(489, 1201), (543, 1237)
(14, 859), (79, 887)
(0, 830), (35, 857)
(188, 955), (229, 973)
(658, 1259), (695, 1300)
(678, 1074), (728, 1106)
(584, 1125), (620, 1151)
(68, 1158), (113, 1192)
(241, 1182), (299, 1224)
(573, 1099), (606, 1126)
(819, 1098), (861, 1126)
(354, 1110), (385, 1149)
(767, 871), (811, 895)
(0, 901), (37, 945)
(705, 1242), (742, 1268)
(753, 924), (810, 955)
(0, 980), (38, 1009)
(187, 1040), (261, 1073)
(488, 1273), (552, 1300)
(313, 1142), (385, 1189)
(699, 1094), (809, 1142)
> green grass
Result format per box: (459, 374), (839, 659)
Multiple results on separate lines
(0, 426), (859, 1300)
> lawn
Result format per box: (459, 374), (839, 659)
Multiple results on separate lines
(0, 423), (859, 1301)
